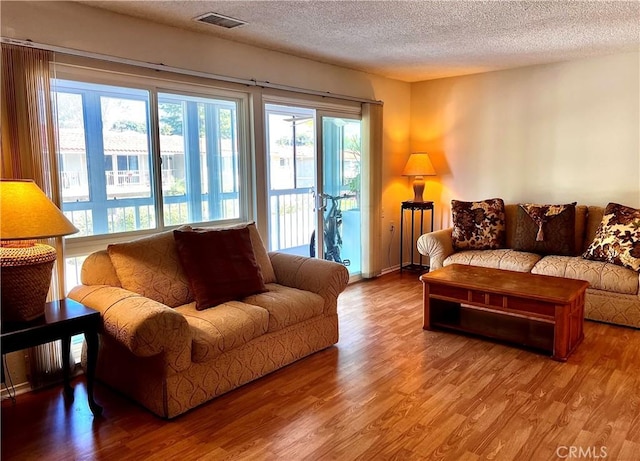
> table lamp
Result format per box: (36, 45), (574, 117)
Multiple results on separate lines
(402, 152), (436, 202)
(0, 179), (78, 323)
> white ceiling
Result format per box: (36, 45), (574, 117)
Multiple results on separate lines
(79, 1), (640, 82)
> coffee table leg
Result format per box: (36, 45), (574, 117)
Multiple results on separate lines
(61, 336), (73, 397)
(84, 330), (103, 416)
(423, 281), (432, 330)
(553, 305), (570, 361)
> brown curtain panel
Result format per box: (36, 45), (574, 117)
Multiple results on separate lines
(1, 44), (67, 388)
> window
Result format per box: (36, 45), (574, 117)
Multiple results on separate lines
(158, 92), (240, 225)
(265, 107), (315, 191)
(52, 74), (248, 241)
(54, 80), (155, 236)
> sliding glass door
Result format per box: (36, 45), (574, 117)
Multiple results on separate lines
(265, 103), (362, 275)
(264, 104), (316, 256)
(318, 114), (362, 274)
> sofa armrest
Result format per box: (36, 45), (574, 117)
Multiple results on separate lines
(68, 285), (192, 372)
(268, 252), (349, 314)
(416, 228), (455, 271)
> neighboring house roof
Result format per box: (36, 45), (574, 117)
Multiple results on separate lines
(58, 129), (225, 155)
(57, 129), (359, 162)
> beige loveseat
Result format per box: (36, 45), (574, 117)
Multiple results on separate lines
(69, 224), (349, 418)
(417, 205), (640, 328)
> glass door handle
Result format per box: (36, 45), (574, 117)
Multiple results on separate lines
(311, 189), (326, 211)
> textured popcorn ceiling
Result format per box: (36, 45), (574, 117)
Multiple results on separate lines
(79, 1), (640, 82)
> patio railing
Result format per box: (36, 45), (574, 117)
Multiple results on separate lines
(62, 177), (355, 253)
(269, 187), (315, 252)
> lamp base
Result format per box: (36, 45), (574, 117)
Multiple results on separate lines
(412, 176), (425, 202)
(1, 243), (56, 322)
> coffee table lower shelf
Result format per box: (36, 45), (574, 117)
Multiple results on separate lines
(429, 299), (555, 355)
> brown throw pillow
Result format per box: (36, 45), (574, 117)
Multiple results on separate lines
(583, 202), (640, 272)
(173, 227), (267, 310)
(451, 198), (506, 250)
(232, 222), (276, 284)
(180, 222), (276, 284)
(512, 203), (576, 256)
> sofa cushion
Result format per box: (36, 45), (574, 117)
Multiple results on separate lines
(512, 203), (576, 256)
(532, 255), (639, 295)
(444, 249), (542, 272)
(243, 283), (325, 332)
(451, 198), (506, 250)
(81, 250), (122, 287)
(583, 202), (640, 272)
(174, 227), (267, 310)
(175, 301), (269, 363)
(245, 223), (277, 284)
(584, 206), (605, 252)
(107, 231), (193, 308)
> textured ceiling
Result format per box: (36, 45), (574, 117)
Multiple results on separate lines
(78, 1), (640, 82)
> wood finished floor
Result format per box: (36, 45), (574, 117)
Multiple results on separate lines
(2, 272), (640, 461)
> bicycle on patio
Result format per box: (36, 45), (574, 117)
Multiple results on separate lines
(309, 192), (355, 266)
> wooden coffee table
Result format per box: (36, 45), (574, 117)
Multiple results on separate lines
(420, 264), (589, 361)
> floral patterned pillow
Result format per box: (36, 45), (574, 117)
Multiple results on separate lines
(583, 202), (640, 272)
(451, 198), (506, 250)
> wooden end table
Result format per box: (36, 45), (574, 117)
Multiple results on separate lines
(1, 298), (103, 415)
(420, 264), (588, 361)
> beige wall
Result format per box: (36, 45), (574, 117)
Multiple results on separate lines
(411, 51), (640, 230)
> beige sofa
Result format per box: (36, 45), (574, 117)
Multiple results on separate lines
(69, 224), (349, 418)
(417, 205), (640, 328)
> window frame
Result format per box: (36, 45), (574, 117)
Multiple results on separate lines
(52, 64), (253, 259)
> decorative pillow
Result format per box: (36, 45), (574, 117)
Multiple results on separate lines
(182, 222), (276, 284)
(451, 198), (506, 250)
(107, 231), (193, 307)
(235, 222), (276, 284)
(173, 226), (267, 310)
(583, 202), (640, 272)
(512, 203), (576, 256)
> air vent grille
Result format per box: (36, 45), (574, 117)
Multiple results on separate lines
(194, 13), (246, 29)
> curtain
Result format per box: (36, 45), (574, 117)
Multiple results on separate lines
(1, 44), (67, 388)
(360, 102), (383, 278)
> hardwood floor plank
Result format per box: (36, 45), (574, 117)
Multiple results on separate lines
(2, 272), (640, 460)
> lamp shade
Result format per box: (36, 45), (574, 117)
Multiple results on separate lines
(402, 152), (436, 177)
(0, 179), (78, 240)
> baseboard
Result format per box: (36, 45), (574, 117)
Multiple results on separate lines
(1, 366), (84, 400)
(1, 380), (31, 399)
(381, 265), (400, 275)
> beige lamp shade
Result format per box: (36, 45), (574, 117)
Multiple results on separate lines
(402, 153), (437, 202)
(0, 179), (78, 322)
(402, 152), (437, 177)
(1, 179), (78, 240)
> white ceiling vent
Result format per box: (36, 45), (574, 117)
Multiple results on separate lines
(194, 12), (246, 29)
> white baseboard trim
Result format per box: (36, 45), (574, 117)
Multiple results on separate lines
(1, 381), (31, 399)
(1, 366), (84, 400)
(381, 265), (400, 275)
